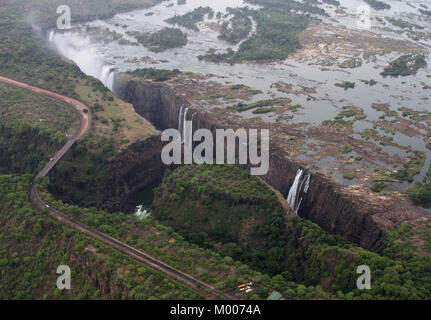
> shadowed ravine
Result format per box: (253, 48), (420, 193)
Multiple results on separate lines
(113, 74), (429, 252)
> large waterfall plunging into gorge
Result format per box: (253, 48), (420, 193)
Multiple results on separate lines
(48, 31), (115, 91)
(287, 169), (311, 214)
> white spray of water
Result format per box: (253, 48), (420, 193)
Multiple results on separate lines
(48, 31), (115, 91)
(134, 205), (151, 220)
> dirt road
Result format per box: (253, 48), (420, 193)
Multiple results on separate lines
(0, 75), (236, 300)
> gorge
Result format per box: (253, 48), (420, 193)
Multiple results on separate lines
(39, 0), (431, 257)
(112, 74), (427, 252)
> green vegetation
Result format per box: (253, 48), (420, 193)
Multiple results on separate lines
(0, 1), (156, 149)
(289, 104), (303, 112)
(363, 0), (391, 10)
(361, 128), (394, 146)
(127, 27), (188, 52)
(286, 217), (431, 299)
(370, 181), (388, 193)
(127, 68), (181, 81)
(229, 84), (263, 95)
(151, 164), (431, 299)
(2, 0), (431, 301)
(38, 176), (277, 298)
(405, 161), (431, 206)
(0, 175), (202, 300)
(360, 79), (377, 86)
(153, 165), (287, 275)
(5, 169), (431, 300)
(381, 54), (427, 77)
(200, 2), (315, 63)
(1, 0), (157, 207)
(0, 84), (80, 137)
(385, 17), (424, 30)
(371, 103), (398, 118)
(165, 6), (214, 31)
(341, 145), (353, 154)
(197, 92), (240, 100)
(334, 106), (366, 123)
(391, 150), (426, 182)
(245, 0), (327, 16)
(150, 164), (431, 299)
(0, 0), (164, 29)
(398, 107), (431, 122)
(339, 58), (362, 69)
(252, 107), (277, 114)
(343, 172), (355, 180)
(322, 119), (354, 128)
(218, 8), (253, 45)
(227, 98), (290, 112)
(335, 81), (355, 90)
(0, 84), (80, 174)
(406, 182), (431, 206)
(198, 48), (236, 63)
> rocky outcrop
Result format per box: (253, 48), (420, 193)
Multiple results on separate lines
(113, 74), (428, 252)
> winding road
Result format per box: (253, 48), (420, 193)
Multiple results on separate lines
(0, 76), (236, 300)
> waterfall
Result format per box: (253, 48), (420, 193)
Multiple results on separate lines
(100, 65), (114, 91)
(134, 205), (150, 220)
(178, 105), (185, 142)
(107, 70), (114, 91)
(303, 173), (311, 194)
(178, 107), (194, 150)
(287, 169), (303, 212)
(48, 31), (114, 91)
(182, 107), (189, 144)
(188, 113), (196, 150)
(287, 169), (311, 214)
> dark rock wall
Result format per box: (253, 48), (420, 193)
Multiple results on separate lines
(113, 75), (386, 251)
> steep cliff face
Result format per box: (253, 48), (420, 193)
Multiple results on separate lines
(250, 152), (385, 250)
(299, 174), (384, 249)
(114, 76), (187, 130)
(48, 133), (169, 213)
(114, 74), (392, 251)
(101, 134), (167, 212)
